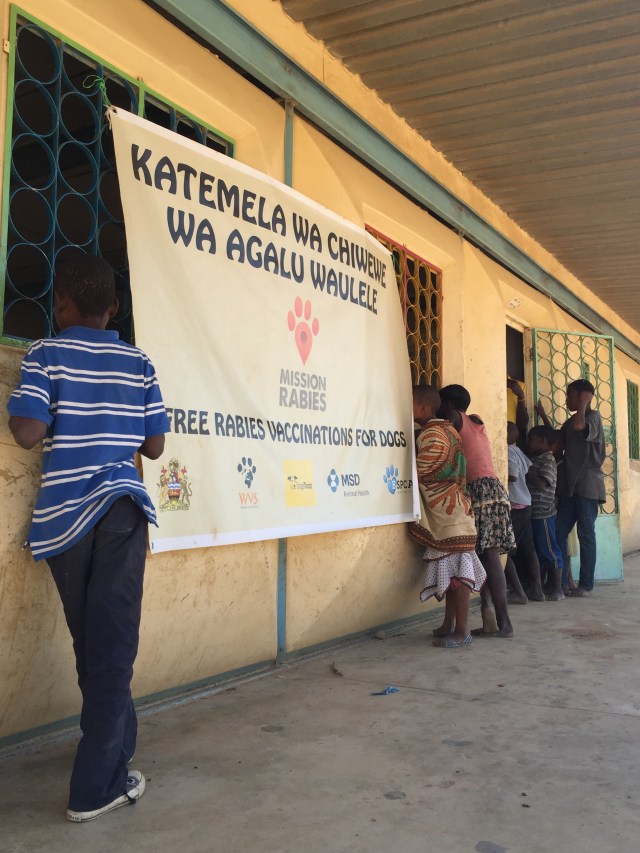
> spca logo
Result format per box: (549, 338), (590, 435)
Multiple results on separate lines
(382, 465), (411, 495)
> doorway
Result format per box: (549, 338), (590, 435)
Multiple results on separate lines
(506, 324), (528, 449)
(532, 328), (622, 582)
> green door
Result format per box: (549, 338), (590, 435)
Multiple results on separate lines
(532, 328), (622, 582)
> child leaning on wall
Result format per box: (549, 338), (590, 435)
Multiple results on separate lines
(409, 384), (486, 648)
(437, 384), (516, 639)
(7, 255), (170, 823)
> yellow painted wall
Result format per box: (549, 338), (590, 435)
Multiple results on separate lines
(0, 0), (286, 740)
(613, 353), (640, 555)
(292, 108), (640, 548)
(234, 0), (640, 561)
(2, 0), (640, 741)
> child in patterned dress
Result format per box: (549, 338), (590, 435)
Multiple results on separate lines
(410, 385), (486, 648)
(438, 385), (516, 638)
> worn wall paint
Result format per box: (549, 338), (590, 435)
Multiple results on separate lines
(0, 0), (286, 739)
(1, 0), (639, 740)
(286, 527), (425, 652)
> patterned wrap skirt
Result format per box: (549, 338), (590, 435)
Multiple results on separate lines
(420, 546), (487, 602)
(466, 476), (516, 556)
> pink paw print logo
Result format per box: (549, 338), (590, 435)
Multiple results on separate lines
(287, 297), (319, 365)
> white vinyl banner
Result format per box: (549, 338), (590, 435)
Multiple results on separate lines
(110, 107), (417, 553)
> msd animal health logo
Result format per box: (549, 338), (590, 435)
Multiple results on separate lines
(327, 468), (360, 493)
(327, 468), (369, 498)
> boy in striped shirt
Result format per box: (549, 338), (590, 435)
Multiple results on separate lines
(526, 425), (565, 602)
(8, 255), (169, 822)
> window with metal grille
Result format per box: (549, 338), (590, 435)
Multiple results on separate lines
(366, 226), (442, 386)
(627, 380), (639, 460)
(1, 13), (234, 346)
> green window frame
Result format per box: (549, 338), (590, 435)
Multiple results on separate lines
(1, 8), (235, 346)
(627, 380), (639, 460)
(366, 226), (442, 387)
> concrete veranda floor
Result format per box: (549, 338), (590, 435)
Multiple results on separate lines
(3, 557), (640, 853)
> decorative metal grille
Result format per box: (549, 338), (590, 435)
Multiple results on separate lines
(627, 380), (639, 460)
(1, 16), (233, 345)
(533, 329), (618, 514)
(366, 227), (442, 386)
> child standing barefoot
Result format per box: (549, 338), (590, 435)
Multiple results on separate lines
(410, 385), (486, 648)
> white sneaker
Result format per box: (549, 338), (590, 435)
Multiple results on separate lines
(67, 771), (145, 822)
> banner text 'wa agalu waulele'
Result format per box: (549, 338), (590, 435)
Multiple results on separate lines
(110, 107), (416, 552)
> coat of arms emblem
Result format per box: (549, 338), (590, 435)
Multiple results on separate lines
(158, 458), (192, 511)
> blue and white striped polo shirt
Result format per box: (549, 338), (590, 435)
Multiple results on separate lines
(7, 326), (170, 561)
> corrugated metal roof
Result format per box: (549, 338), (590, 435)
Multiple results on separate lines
(280, 0), (640, 332)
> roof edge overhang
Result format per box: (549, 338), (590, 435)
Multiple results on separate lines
(146, 0), (640, 364)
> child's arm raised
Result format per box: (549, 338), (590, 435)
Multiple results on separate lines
(571, 392), (591, 432)
(7, 343), (53, 449)
(508, 379), (529, 429)
(8, 416), (48, 449)
(535, 400), (553, 428)
(138, 434), (165, 460)
(140, 355), (171, 459)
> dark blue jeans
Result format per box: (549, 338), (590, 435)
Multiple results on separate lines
(47, 497), (148, 812)
(531, 515), (563, 572)
(555, 495), (599, 591)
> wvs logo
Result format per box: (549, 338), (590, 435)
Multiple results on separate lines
(237, 456), (258, 507)
(327, 468), (360, 493)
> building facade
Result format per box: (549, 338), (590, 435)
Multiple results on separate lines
(1, 0), (640, 744)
